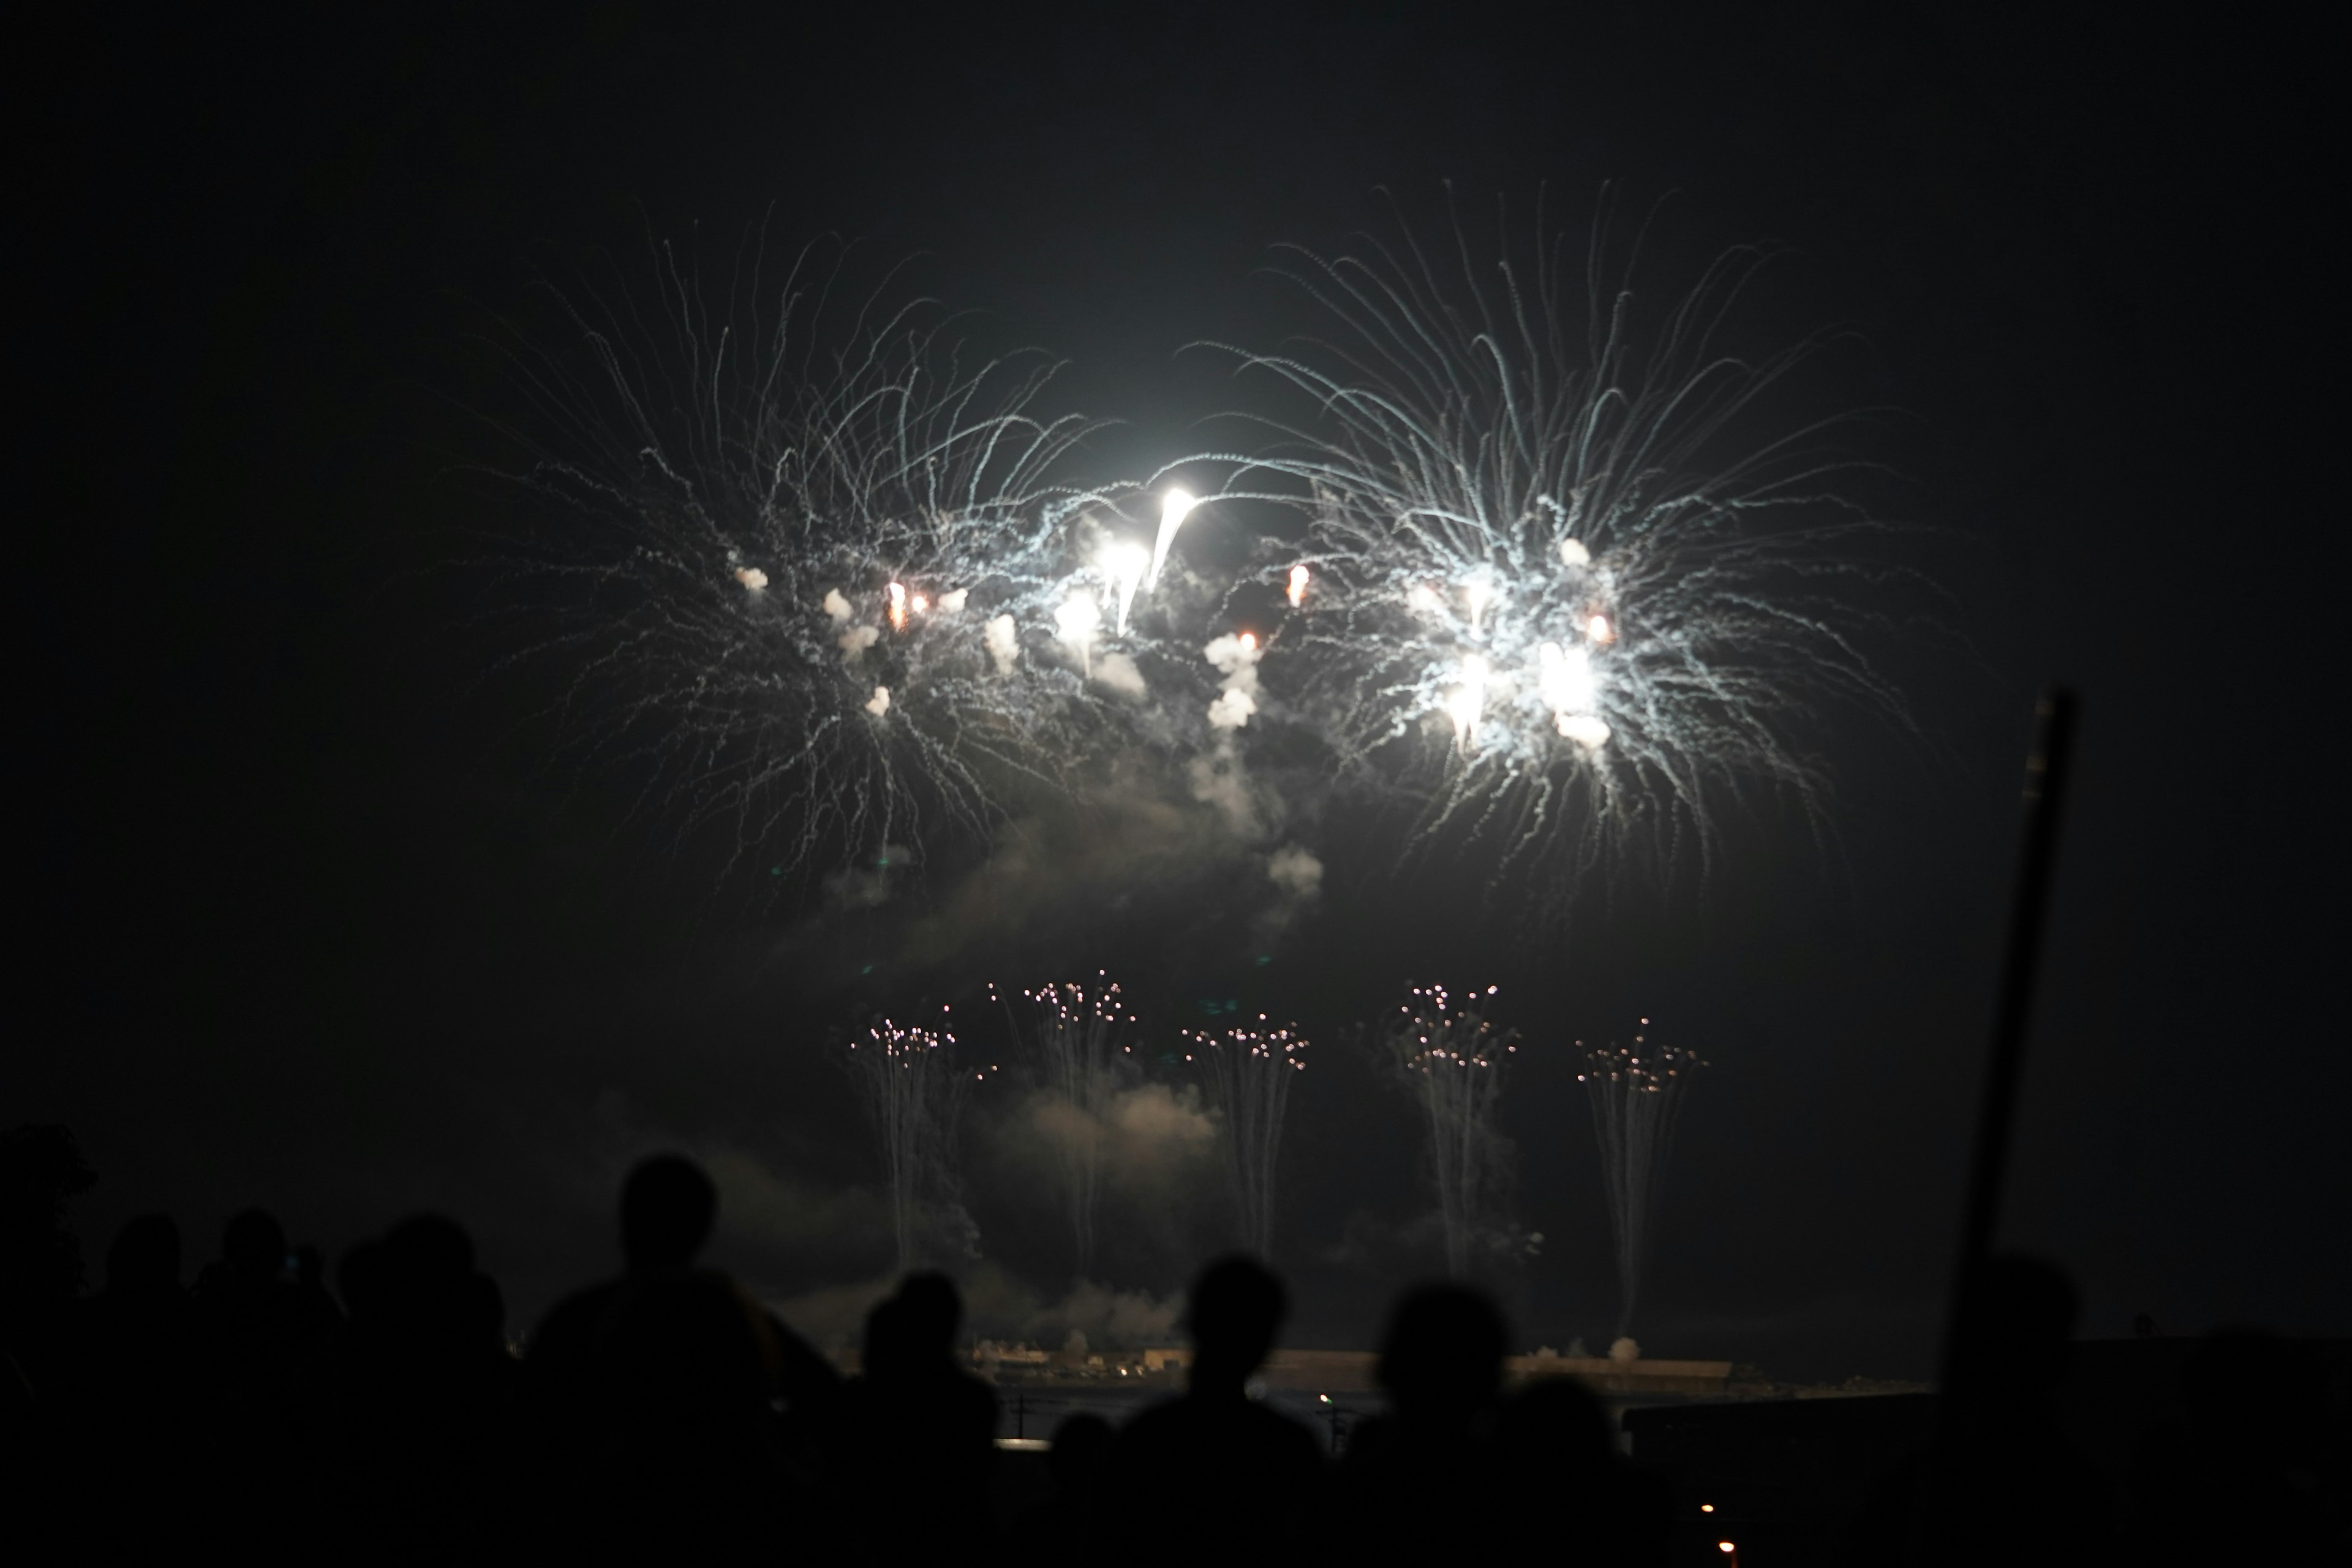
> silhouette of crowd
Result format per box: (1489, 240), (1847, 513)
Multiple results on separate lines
(3, 1125), (2342, 1562)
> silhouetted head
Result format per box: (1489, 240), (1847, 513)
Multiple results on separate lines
(337, 1238), (390, 1322)
(1378, 1283), (1507, 1430)
(1049, 1411), (1115, 1493)
(894, 1272), (963, 1359)
(1497, 1376), (1614, 1474)
(620, 1154), (717, 1271)
(383, 1213), (475, 1283)
(222, 1209), (287, 1281)
(1186, 1254), (1286, 1384)
(105, 1213), (180, 1296)
(864, 1294), (914, 1380)
(1947, 1253), (2078, 1406)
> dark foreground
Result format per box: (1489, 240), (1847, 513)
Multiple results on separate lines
(4, 1133), (2343, 1564)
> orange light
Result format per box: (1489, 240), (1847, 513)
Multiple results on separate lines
(1700, 1504), (1715, 1513)
(912, 593), (929, 615)
(1587, 612), (1615, 644)
(1717, 1544), (1735, 1555)
(888, 581), (908, 631)
(1287, 563), (1310, 608)
(1238, 631), (1258, 652)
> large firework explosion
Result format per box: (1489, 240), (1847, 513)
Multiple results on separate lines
(1578, 1022), (1705, 1338)
(473, 236), (1200, 886)
(1378, 984), (1520, 1278)
(1183, 1017), (1308, 1259)
(1199, 196), (1912, 921)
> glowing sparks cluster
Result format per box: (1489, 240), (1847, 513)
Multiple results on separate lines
(1378, 984), (1519, 1278)
(1209, 209), (1910, 912)
(845, 1009), (981, 1273)
(1577, 1022), (1705, 1336)
(993, 972), (1135, 1278)
(483, 244), (1207, 881)
(1183, 1018), (1308, 1257)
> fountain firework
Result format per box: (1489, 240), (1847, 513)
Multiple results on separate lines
(843, 1009), (980, 1275)
(475, 235), (1196, 888)
(1202, 195), (1912, 922)
(994, 972), (1133, 1280)
(1578, 1022), (1704, 1338)
(1378, 984), (1519, 1278)
(1183, 1017), (1307, 1257)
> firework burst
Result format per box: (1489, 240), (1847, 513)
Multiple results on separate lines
(1578, 1022), (1704, 1338)
(1378, 984), (1518, 1278)
(1200, 195), (1912, 921)
(1184, 1017), (1308, 1258)
(843, 1009), (982, 1274)
(993, 971), (1134, 1280)
(473, 236), (1185, 886)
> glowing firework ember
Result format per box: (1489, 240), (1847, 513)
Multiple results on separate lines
(1206, 201), (1910, 918)
(844, 1010), (981, 1274)
(1184, 1017), (1307, 1258)
(1378, 984), (1518, 1278)
(995, 973), (1133, 1280)
(477, 239), (1167, 885)
(1578, 1022), (1704, 1338)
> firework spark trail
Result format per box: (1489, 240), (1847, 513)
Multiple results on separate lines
(844, 1009), (980, 1275)
(1378, 984), (1518, 1278)
(1577, 1023), (1703, 1338)
(1192, 196), (1913, 922)
(994, 972), (1133, 1281)
(475, 235), (1190, 886)
(1184, 1017), (1308, 1258)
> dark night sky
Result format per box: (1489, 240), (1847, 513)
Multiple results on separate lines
(18, 2), (2344, 1377)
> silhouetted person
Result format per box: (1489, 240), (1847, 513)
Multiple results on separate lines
(2124, 1327), (2340, 1564)
(1016, 1411), (1114, 1551)
(1493, 1374), (1668, 1566)
(1098, 1255), (1324, 1565)
(835, 1272), (999, 1556)
(1331, 1282), (1509, 1559)
(45, 1215), (205, 1548)
(314, 1212), (519, 1560)
(1844, 1254), (2114, 1566)
(525, 1154), (835, 1558)
(189, 1206), (341, 1508)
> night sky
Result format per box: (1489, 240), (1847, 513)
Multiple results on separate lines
(20, 3), (2343, 1378)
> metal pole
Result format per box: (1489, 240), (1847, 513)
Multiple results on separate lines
(1943, 685), (2078, 1324)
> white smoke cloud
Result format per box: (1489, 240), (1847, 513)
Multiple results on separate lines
(823, 588), (854, 622)
(1206, 687), (1256, 729)
(734, 566), (768, 592)
(1266, 843), (1322, 899)
(984, 613), (1019, 676)
(838, 624), (880, 657)
(937, 588), (968, 614)
(1186, 748), (1259, 837)
(864, 685), (892, 717)
(1092, 651), (1147, 699)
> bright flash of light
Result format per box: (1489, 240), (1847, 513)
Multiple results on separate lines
(1287, 564), (1310, 608)
(1055, 593), (1102, 681)
(1466, 579), (1494, 635)
(477, 239), (1167, 891)
(1148, 488), (1198, 592)
(1197, 205), (1913, 924)
(1446, 654), (1491, 752)
(1103, 540), (1150, 635)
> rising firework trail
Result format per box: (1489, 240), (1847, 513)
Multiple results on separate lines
(1184, 1017), (1308, 1258)
(1196, 193), (1914, 925)
(473, 232), (1192, 890)
(994, 972), (1133, 1281)
(1378, 984), (1518, 1278)
(1578, 1022), (1704, 1338)
(843, 1009), (981, 1275)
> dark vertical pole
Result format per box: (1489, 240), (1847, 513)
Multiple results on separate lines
(1941, 686), (2078, 1371)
